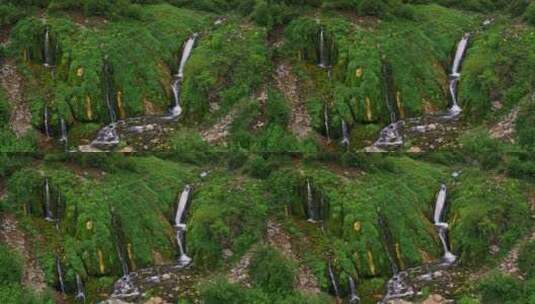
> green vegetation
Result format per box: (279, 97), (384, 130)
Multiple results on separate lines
(1, 0), (535, 303)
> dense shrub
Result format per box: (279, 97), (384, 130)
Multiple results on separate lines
(524, 3), (535, 25)
(199, 277), (269, 304)
(249, 246), (296, 295)
(0, 245), (22, 285)
(459, 128), (504, 170)
(188, 176), (268, 268)
(519, 241), (535, 279)
(478, 272), (524, 304)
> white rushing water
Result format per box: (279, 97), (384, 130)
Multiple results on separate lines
(44, 27), (51, 67)
(374, 122), (404, 148)
(348, 277), (360, 304)
(44, 177), (53, 221)
(324, 106), (330, 142)
(448, 33), (470, 115)
(327, 261), (340, 298)
(169, 34), (198, 117)
(60, 118), (68, 143)
(175, 185), (192, 266)
(306, 180), (316, 223)
(433, 184), (456, 264)
(319, 28), (327, 68)
(56, 256), (66, 294)
(44, 105), (51, 138)
(341, 120), (350, 147)
(75, 273), (86, 303)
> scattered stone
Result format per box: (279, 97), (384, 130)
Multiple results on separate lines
(0, 62), (32, 137)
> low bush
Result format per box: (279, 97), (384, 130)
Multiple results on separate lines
(249, 246), (296, 295)
(519, 240), (535, 280)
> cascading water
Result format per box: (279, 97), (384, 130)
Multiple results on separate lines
(348, 277), (360, 304)
(55, 192), (61, 230)
(43, 27), (52, 67)
(87, 35), (199, 151)
(306, 180), (316, 223)
(374, 63), (403, 149)
(380, 211), (415, 302)
(60, 118), (68, 149)
(43, 105), (51, 138)
(448, 33), (470, 115)
(318, 27), (327, 68)
(91, 58), (120, 148)
(327, 260), (340, 298)
(169, 34), (198, 117)
(43, 177), (53, 221)
(111, 209), (140, 299)
(56, 256), (66, 294)
(341, 120), (350, 147)
(75, 273), (86, 303)
(433, 184), (456, 264)
(324, 105), (330, 142)
(175, 185), (192, 266)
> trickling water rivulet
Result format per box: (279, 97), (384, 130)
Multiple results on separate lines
(175, 185), (193, 266)
(56, 256), (66, 294)
(43, 177), (54, 221)
(43, 105), (51, 138)
(43, 27), (52, 67)
(59, 118), (68, 150)
(75, 273), (86, 303)
(324, 105), (331, 142)
(341, 120), (350, 147)
(327, 260), (340, 299)
(318, 26), (328, 68)
(448, 33), (470, 115)
(373, 63), (403, 149)
(306, 179), (316, 223)
(433, 184), (456, 264)
(111, 208), (140, 299)
(348, 276), (360, 304)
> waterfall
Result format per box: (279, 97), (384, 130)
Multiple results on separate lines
(324, 106), (330, 142)
(373, 63), (403, 149)
(177, 34), (197, 79)
(103, 59), (117, 124)
(306, 180), (316, 223)
(44, 27), (51, 67)
(448, 33), (470, 114)
(327, 261), (340, 298)
(75, 273), (86, 303)
(43, 178), (53, 221)
(348, 277), (360, 304)
(55, 192), (61, 230)
(56, 256), (66, 294)
(91, 124), (119, 148)
(433, 184), (456, 264)
(169, 34), (198, 117)
(44, 105), (51, 138)
(341, 120), (350, 147)
(374, 122), (403, 149)
(60, 118), (68, 146)
(318, 27), (327, 68)
(110, 208), (140, 299)
(433, 184), (447, 225)
(175, 185), (192, 266)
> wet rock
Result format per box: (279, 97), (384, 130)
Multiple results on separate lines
(144, 297), (166, 304)
(101, 299), (133, 304)
(408, 146), (422, 153)
(422, 294), (450, 304)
